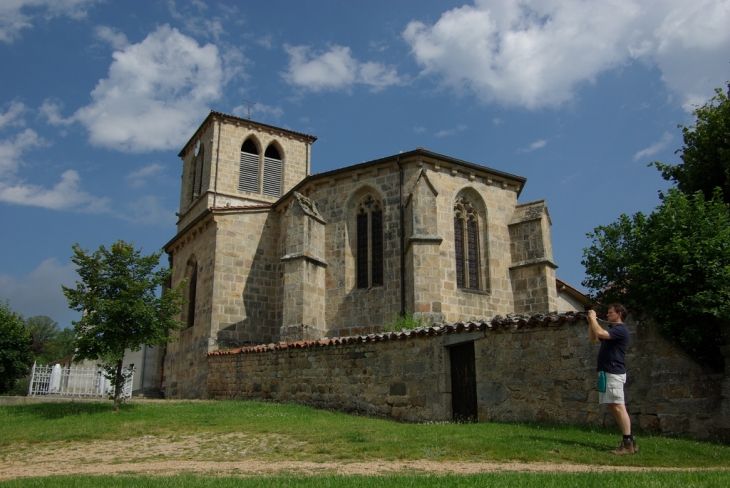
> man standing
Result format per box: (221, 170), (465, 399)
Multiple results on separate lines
(588, 304), (637, 455)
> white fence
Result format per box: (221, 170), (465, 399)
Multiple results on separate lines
(28, 363), (134, 398)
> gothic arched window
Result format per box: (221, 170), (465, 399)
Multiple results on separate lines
(454, 197), (480, 290)
(239, 139), (259, 193)
(263, 144), (282, 197)
(356, 195), (383, 288)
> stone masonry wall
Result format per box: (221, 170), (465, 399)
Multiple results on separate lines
(208, 315), (727, 441)
(165, 217), (217, 399)
(208, 337), (451, 421)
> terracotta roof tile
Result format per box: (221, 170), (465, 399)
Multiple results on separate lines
(208, 312), (588, 357)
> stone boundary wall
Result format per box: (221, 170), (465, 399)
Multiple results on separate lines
(207, 314), (729, 442)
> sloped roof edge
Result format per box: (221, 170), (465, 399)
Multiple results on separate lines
(208, 311), (589, 357)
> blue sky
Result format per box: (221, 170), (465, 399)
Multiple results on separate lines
(1, 0), (729, 329)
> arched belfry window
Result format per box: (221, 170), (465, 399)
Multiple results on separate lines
(356, 195), (383, 288)
(239, 139), (259, 193)
(263, 145), (282, 197)
(183, 256), (198, 328)
(454, 197), (480, 290)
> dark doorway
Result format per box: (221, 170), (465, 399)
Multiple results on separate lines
(450, 341), (478, 422)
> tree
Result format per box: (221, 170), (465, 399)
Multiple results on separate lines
(652, 85), (730, 204)
(39, 327), (76, 364)
(25, 315), (60, 358)
(0, 300), (33, 394)
(582, 189), (730, 370)
(62, 241), (185, 411)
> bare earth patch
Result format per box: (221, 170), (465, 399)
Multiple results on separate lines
(0, 434), (724, 480)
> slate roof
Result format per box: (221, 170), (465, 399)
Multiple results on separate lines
(208, 311), (589, 357)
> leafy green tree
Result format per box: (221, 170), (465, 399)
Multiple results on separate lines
(0, 300), (33, 394)
(62, 240), (185, 411)
(36, 327), (77, 364)
(652, 85), (730, 204)
(582, 189), (730, 370)
(25, 315), (60, 358)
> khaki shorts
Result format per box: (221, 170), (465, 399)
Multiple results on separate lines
(598, 372), (626, 404)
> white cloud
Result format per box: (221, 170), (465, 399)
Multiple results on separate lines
(633, 131), (674, 161)
(403, 0), (730, 111)
(435, 124), (468, 137)
(518, 139), (548, 153)
(0, 258), (80, 328)
(0, 0), (100, 43)
(0, 128), (47, 175)
(0, 169), (111, 212)
(40, 99), (74, 126)
(492, 118), (504, 126)
(94, 25), (129, 50)
(73, 25), (226, 153)
(126, 163), (167, 188)
(0, 128), (109, 212)
(256, 35), (274, 50)
(0, 101), (27, 129)
(283, 44), (402, 92)
(232, 102), (284, 121)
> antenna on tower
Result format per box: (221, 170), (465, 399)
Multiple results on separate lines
(242, 99), (256, 120)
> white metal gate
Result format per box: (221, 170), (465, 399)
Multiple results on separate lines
(27, 363), (134, 398)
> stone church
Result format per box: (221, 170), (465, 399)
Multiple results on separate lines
(157, 111), (585, 398)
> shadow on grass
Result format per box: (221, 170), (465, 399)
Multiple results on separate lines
(4, 401), (139, 419)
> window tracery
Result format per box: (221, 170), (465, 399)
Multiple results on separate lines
(454, 197), (480, 290)
(356, 195), (383, 288)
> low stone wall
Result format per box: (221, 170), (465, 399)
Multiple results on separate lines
(208, 336), (451, 421)
(207, 315), (729, 442)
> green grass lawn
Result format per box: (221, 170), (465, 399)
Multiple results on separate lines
(1, 400), (729, 487)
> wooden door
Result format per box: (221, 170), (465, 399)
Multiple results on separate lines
(450, 341), (478, 422)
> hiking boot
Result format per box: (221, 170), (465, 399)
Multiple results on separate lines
(610, 438), (635, 455)
(632, 439), (638, 454)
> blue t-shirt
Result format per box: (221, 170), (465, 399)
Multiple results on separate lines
(596, 322), (629, 374)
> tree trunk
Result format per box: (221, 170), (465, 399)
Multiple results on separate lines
(113, 359), (124, 412)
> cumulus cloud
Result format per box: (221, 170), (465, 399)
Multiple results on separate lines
(0, 128), (48, 176)
(518, 139), (548, 153)
(71, 25), (226, 153)
(94, 25), (129, 50)
(0, 124), (108, 212)
(283, 44), (402, 92)
(0, 258), (80, 328)
(0, 169), (111, 212)
(0, 101), (27, 128)
(403, 0), (730, 111)
(0, 0), (101, 43)
(633, 131), (674, 161)
(39, 99), (74, 126)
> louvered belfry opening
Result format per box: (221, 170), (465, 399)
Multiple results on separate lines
(263, 145), (282, 197)
(454, 197), (480, 290)
(239, 139), (259, 193)
(356, 195), (383, 289)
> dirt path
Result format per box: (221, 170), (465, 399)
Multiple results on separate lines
(1, 434), (725, 480)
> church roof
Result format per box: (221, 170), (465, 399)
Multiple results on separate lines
(208, 311), (588, 357)
(178, 111), (318, 157)
(278, 147), (528, 205)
